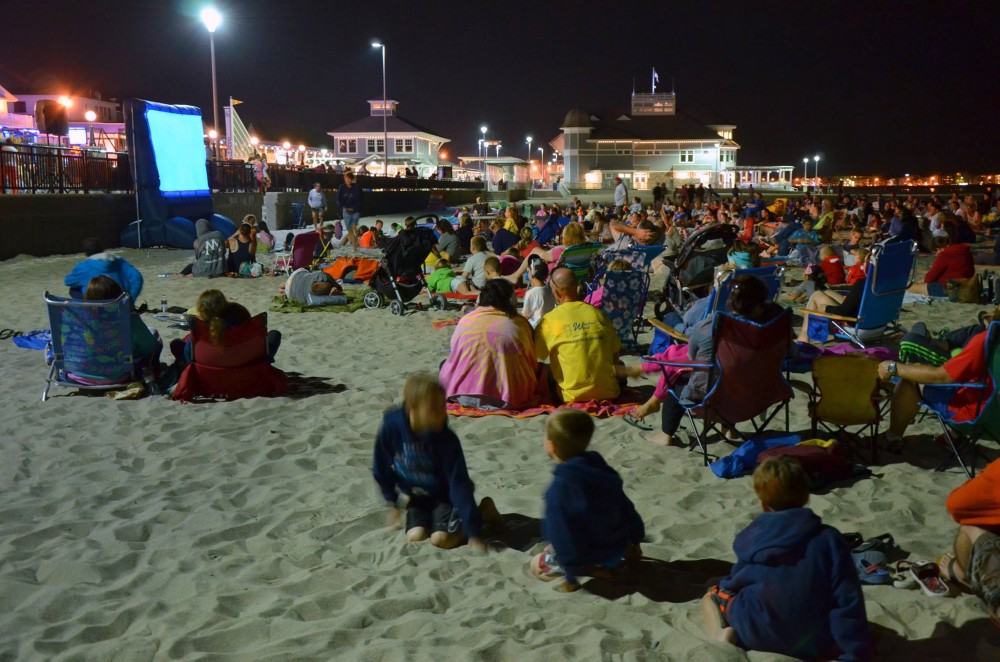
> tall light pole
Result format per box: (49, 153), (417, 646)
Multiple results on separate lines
(803, 157), (809, 186)
(84, 110), (96, 147)
(526, 136), (532, 162)
(813, 155), (821, 186)
(371, 41), (388, 175)
(200, 7), (222, 160)
(480, 125), (487, 186)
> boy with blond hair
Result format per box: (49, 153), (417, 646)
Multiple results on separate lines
(372, 373), (487, 551)
(531, 409), (644, 591)
(702, 457), (869, 659)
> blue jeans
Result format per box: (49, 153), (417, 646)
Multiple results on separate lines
(341, 211), (361, 230)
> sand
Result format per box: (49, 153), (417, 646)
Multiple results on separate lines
(1, 239), (998, 661)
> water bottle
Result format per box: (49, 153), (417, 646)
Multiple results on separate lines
(161, 296), (168, 313)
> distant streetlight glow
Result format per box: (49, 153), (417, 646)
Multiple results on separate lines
(84, 110), (97, 147)
(201, 8), (222, 159)
(208, 129), (218, 139)
(282, 141), (291, 149)
(58, 96), (73, 108)
(84, 110), (96, 122)
(526, 135), (532, 162)
(803, 157), (809, 183)
(814, 155), (821, 183)
(249, 136), (259, 146)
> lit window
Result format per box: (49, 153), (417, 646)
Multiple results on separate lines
(338, 139), (358, 154)
(679, 150), (695, 163)
(366, 138), (384, 153)
(394, 138), (414, 154)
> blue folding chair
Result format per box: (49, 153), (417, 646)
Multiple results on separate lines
(919, 322), (1000, 478)
(535, 219), (558, 246)
(802, 239), (916, 349)
(42, 292), (137, 401)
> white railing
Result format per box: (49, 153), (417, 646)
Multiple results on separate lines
(0, 112), (35, 129)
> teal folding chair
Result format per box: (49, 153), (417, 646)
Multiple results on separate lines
(556, 242), (604, 283)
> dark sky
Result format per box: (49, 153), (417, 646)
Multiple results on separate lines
(3, 0), (998, 177)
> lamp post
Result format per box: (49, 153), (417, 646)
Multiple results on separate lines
(371, 41), (388, 175)
(298, 144), (306, 166)
(200, 7), (222, 160)
(813, 155), (821, 187)
(526, 136), (532, 162)
(282, 141), (291, 166)
(803, 158), (809, 187)
(84, 110), (96, 147)
(480, 125), (487, 187)
(249, 135), (259, 158)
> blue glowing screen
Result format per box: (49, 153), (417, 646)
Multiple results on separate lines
(146, 109), (209, 196)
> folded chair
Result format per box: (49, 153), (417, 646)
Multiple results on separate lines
(42, 292), (137, 401)
(172, 313), (287, 401)
(802, 239), (916, 349)
(273, 231), (320, 276)
(918, 322), (1000, 478)
(555, 242), (604, 283)
(600, 269), (650, 352)
(643, 309), (794, 465)
(790, 354), (885, 464)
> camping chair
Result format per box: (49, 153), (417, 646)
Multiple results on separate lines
(600, 269), (650, 353)
(42, 291), (137, 401)
(918, 322), (1000, 478)
(643, 309), (795, 465)
(172, 313), (287, 401)
(790, 354), (885, 464)
(556, 242), (604, 283)
(589, 249), (647, 293)
(535, 219), (558, 246)
(273, 231), (320, 276)
(801, 239), (916, 349)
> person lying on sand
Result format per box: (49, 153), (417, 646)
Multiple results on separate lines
(279, 268), (345, 306)
(372, 373), (490, 552)
(530, 409), (644, 592)
(939, 459), (1000, 627)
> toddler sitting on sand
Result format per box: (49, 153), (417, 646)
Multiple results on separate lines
(702, 456), (869, 659)
(372, 373), (490, 552)
(531, 409), (645, 592)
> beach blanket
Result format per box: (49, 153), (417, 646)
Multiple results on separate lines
(10, 329), (50, 350)
(269, 295), (365, 314)
(446, 388), (644, 419)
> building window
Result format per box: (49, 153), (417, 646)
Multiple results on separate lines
(679, 150), (695, 163)
(394, 138), (413, 154)
(338, 139), (358, 154)
(366, 138), (384, 153)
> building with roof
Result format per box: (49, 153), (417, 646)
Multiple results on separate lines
(327, 100), (448, 177)
(0, 82), (33, 131)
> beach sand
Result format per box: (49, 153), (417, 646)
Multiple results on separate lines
(1, 242), (997, 661)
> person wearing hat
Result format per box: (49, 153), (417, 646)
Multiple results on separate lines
(64, 237), (144, 302)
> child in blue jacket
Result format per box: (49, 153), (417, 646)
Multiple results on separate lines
(372, 373), (487, 552)
(702, 456), (870, 660)
(531, 409), (645, 591)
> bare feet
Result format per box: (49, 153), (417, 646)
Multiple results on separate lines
(406, 526), (428, 542)
(643, 431), (675, 447)
(937, 553), (969, 589)
(632, 400), (661, 421)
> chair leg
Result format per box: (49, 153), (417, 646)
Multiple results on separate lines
(935, 425), (973, 479)
(42, 364), (55, 401)
(683, 409), (707, 465)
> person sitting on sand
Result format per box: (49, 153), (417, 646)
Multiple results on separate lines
(372, 373), (490, 552)
(431, 218), (462, 260)
(427, 258), (457, 294)
(65, 238), (144, 302)
(172, 290), (281, 367)
(939, 459), (1000, 626)
(439, 279), (539, 410)
(84, 275), (161, 370)
(702, 456), (869, 659)
(180, 219), (227, 277)
(455, 213), (474, 255)
(279, 267), (345, 306)
(535, 268), (635, 404)
(450, 235), (493, 294)
(521, 258), (555, 328)
(633, 275), (788, 446)
(906, 222), (974, 297)
(530, 409), (644, 592)
(227, 222), (257, 273)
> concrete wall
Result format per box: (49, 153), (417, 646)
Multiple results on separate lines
(0, 189), (483, 259)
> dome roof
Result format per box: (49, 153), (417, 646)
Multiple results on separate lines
(561, 109), (592, 129)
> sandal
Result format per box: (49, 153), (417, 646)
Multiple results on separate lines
(852, 549), (892, 585)
(910, 560), (949, 597)
(623, 414), (653, 431)
(891, 560), (917, 589)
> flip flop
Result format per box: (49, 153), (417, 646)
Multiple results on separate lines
(891, 560), (917, 589)
(852, 549), (892, 585)
(910, 560), (949, 597)
(623, 414), (653, 431)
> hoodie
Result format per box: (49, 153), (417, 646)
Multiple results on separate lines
(371, 407), (482, 538)
(64, 252), (144, 301)
(192, 219), (227, 278)
(543, 451), (645, 584)
(719, 508), (870, 661)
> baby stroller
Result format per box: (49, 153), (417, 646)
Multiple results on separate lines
(657, 222), (738, 314)
(363, 224), (443, 316)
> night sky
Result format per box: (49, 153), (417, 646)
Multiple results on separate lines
(4, 0), (998, 177)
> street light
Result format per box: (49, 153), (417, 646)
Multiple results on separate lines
(298, 144), (306, 166)
(495, 144), (501, 158)
(480, 125), (487, 181)
(803, 157), (809, 184)
(813, 155), (821, 185)
(526, 135), (532, 162)
(84, 110), (96, 147)
(371, 41), (388, 175)
(200, 7), (222, 159)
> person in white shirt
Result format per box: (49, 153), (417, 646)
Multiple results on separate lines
(614, 176), (627, 208)
(307, 183), (327, 233)
(629, 197), (643, 214)
(521, 258), (556, 328)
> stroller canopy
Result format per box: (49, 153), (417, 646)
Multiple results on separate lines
(383, 227), (438, 279)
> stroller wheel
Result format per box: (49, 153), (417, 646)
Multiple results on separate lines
(431, 294), (448, 311)
(388, 299), (404, 316)
(363, 290), (384, 309)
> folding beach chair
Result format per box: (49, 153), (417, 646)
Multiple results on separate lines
(273, 231), (320, 276)
(643, 309), (795, 465)
(802, 239), (916, 349)
(790, 354), (885, 464)
(600, 269), (650, 353)
(918, 322), (1000, 478)
(42, 291), (137, 401)
(556, 242), (604, 283)
(589, 249), (647, 292)
(535, 219), (558, 246)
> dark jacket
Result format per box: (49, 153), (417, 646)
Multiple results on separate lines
(337, 182), (364, 214)
(65, 252), (144, 301)
(543, 451), (645, 583)
(372, 407), (481, 537)
(719, 508), (870, 661)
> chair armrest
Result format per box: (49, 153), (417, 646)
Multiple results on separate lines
(641, 357), (712, 370)
(798, 308), (859, 324)
(788, 379), (815, 396)
(647, 318), (689, 343)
